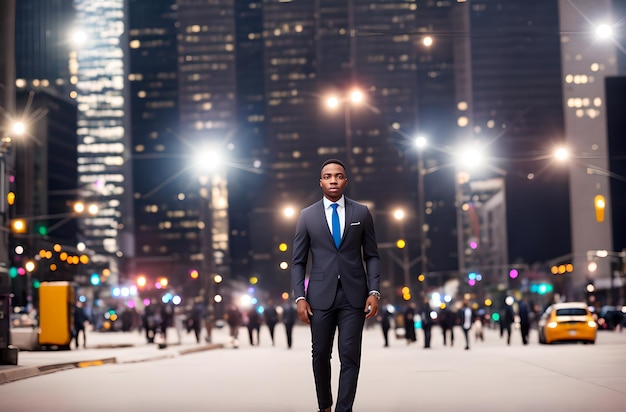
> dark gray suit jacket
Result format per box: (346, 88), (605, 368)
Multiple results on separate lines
(291, 197), (381, 310)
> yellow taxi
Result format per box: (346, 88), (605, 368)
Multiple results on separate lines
(538, 302), (597, 344)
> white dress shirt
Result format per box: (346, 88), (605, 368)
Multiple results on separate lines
(323, 196), (345, 239)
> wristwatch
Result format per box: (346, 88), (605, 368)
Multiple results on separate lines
(369, 291), (381, 300)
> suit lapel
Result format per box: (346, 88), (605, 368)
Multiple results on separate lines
(342, 198), (355, 246)
(317, 200), (335, 244)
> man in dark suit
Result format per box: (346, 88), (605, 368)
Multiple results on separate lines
(458, 301), (473, 350)
(292, 159), (381, 412)
(281, 302), (297, 349)
(517, 298), (531, 345)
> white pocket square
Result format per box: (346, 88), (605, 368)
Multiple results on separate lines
(350, 222), (361, 226)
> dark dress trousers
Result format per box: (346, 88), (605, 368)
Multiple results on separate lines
(292, 197), (380, 412)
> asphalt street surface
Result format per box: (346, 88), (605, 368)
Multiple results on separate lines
(1, 323), (625, 411)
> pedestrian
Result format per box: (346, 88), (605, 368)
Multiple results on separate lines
(419, 297), (433, 349)
(173, 304), (184, 345)
(264, 301), (279, 346)
(291, 158), (381, 412)
(73, 302), (88, 349)
(226, 303), (242, 348)
(246, 305), (261, 346)
(378, 301), (392, 347)
(518, 297), (531, 345)
(501, 301), (515, 345)
(120, 308), (134, 332)
(204, 303), (216, 343)
(473, 315), (484, 342)
(439, 304), (455, 347)
(143, 302), (159, 343)
(191, 298), (205, 343)
(458, 301), (473, 350)
(282, 301), (297, 349)
(160, 301), (174, 343)
(404, 302), (417, 345)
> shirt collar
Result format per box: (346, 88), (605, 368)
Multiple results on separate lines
(323, 196), (345, 209)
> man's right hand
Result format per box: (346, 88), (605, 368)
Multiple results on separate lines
(297, 299), (313, 324)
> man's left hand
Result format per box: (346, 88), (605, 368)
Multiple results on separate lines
(364, 295), (379, 319)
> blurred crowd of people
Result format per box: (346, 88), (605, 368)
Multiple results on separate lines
(75, 298), (299, 350)
(376, 296), (541, 350)
(66, 293), (623, 353)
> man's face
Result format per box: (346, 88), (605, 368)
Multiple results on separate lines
(319, 162), (348, 201)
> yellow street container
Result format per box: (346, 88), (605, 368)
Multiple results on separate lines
(38, 281), (75, 349)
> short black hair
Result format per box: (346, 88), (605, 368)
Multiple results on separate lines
(320, 158), (347, 174)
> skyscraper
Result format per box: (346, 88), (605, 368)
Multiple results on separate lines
(254, 0), (419, 298)
(559, 0), (620, 298)
(74, 0), (134, 284)
(15, 0), (74, 94)
(127, 0), (185, 288)
(456, 0), (568, 269)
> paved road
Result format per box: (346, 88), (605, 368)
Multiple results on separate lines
(1, 324), (625, 411)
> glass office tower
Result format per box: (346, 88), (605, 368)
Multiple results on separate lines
(74, 0), (134, 282)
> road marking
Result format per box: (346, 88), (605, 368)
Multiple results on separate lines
(77, 360), (104, 368)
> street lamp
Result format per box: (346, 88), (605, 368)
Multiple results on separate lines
(552, 145), (623, 300)
(415, 136), (428, 292)
(324, 87), (379, 198)
(9, 201), (99, 237)
(326, 89), (362, 196)
(393, 208), (411, 296)
(553, 145), (626, 182)
(24, 260), (35, 313)
(194, 144), (225, 339)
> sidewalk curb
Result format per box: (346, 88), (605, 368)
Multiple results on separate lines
(178, 343), (223, 355)
(0, 343), (223, 385)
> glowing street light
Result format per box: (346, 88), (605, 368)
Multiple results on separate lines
(136, 275), (147, 288)
(11, 121), (26, 136)
(554, 147), (569, 161)
(194, 144), (224, 175)
(325, 88), (365, 109)
(324, 87), (380, 199)
(326, 95), (340, 109)
(73, 201), (99, 215)
(393, 209), (405, 221)
(349, 89), (363, 104)
(283, 206), (295, 218)
(595, 24), (613, 39)
(415, 135), (427, 150)
(456, 144), (484, 170)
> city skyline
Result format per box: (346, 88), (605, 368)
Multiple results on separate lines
(2, 0), (625, 307)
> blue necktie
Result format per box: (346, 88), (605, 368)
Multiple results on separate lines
(331, 203), (341, 248)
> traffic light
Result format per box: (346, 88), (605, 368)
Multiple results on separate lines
(35, 224), (48, 236)
(530, 283), (554, 295)
(11, 219), (27, 233)
(396, 239), (406, 249)
(594, 195), (605, 222)
(90, 273), (101, 286)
